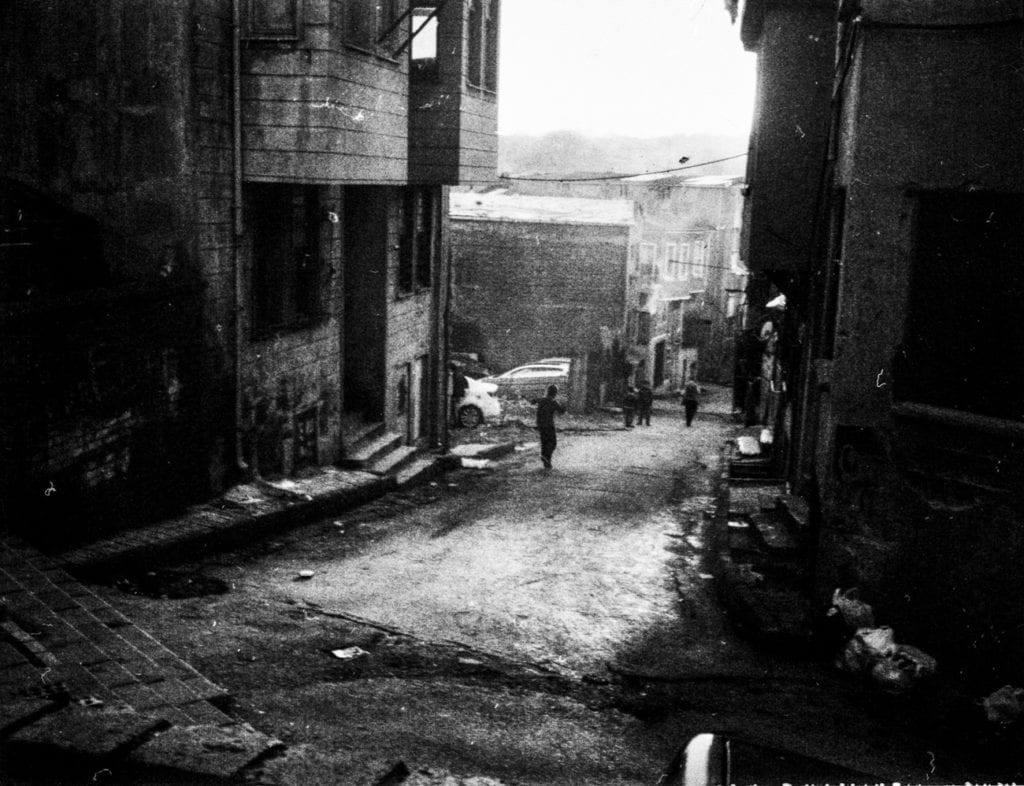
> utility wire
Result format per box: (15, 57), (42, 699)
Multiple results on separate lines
(499, 153), (748, 183)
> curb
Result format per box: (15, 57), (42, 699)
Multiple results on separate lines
(62, 476), (395, 578)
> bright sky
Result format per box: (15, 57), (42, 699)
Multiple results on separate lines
(497, 0), (756, 138)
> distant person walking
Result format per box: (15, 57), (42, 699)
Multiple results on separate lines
(682, 379), (700, 427)
(636, 381), (653, 426)
(533, 384), (565, 470)
(622, 385), (638, 428)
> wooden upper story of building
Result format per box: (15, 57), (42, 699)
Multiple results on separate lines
(238, 0), (500, 184)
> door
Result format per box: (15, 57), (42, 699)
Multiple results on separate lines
(653, 340), (666, 387)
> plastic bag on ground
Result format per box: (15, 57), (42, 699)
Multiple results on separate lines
(828, 587), (875, 630)
(836, 626), (896, 673)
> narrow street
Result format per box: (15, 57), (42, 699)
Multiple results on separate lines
(95, 392), (951, 784)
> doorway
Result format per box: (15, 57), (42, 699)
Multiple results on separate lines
(342, 187), (388, 423)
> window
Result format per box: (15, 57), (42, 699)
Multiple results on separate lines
(679, 242), (692, 277)
(639, 243), (657, 277)
(411, 6), (439, 81)
(398, 187), (435, 295)
(467, 0), (498, 91)
(691, 238), (708, 278)
(665, 243), (679, 279)
(896, 191), (1024, 420)
(344, 0), (377, 49)
(344, 0), (402, 53)
(248, 184), (324, 335)
(245, 0), (302, 40)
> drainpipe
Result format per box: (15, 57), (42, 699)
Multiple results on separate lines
(231, 0), (250, 478)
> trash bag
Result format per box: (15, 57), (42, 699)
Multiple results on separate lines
(983, 685), (1024, 726)
(828, 587), (875, 630)
(892, 644), (938, 680)
(869, 645), (938, 693)
(836, 626), (897, 673)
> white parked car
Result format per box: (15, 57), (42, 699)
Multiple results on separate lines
(455, 376), (502, 428)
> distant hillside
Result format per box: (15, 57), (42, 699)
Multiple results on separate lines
(498, 131), (748, 179)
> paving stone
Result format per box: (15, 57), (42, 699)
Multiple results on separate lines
(177, 700), (234, 725)
(179, 672), (230, 702)
(147, 677), (206, 707)
(33, 588), (80, 612)
(109, 682), (168, 712)
(0, 640), (31, 668)
(6, 703), (167, 759)
(53, 638), (109, 667)
(127, 722), (282, 779)
(86, 660), (142, 688)
(0, 695), (65, 734)
(51, 664), (108, 700)
(119, 656), (168, 684)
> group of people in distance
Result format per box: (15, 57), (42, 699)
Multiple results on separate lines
(450, 361), (701, 473)
(530, 378), (702, 471)
(622, 378), (700, 429)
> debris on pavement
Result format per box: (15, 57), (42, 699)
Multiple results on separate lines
(296, 570), (315, 580)
(828, 587), (875, 630)
(331, 647), (370, 660)
(835, 622), (938, 693)
(983, 685), (1024, 726)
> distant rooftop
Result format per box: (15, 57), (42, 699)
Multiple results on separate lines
(449, 192), (636, 226)
(621, 173), (744, 186)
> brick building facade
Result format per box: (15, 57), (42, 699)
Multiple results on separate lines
(502, 175), (747, 389)
(449, 192), (637, 408)
(0, 0), (499, 543)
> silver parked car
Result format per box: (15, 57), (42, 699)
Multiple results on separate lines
(479, 362), (569, 401)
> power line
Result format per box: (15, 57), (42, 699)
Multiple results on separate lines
(499, 153), (748, 183)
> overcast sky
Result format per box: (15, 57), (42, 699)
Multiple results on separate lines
(497, 0), (756, 138)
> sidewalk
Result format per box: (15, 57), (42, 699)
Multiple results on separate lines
(0, 534), (282, 783)
(0, 464), (438, 782)
(59, 467), (395, 578)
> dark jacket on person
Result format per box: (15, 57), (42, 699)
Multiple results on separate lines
(637, 385), (653, 409)
(534, 397), (565, 431)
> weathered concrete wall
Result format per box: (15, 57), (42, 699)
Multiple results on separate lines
(812, 14), (1024, 678)
(742, 4), (835, 273)
(450, 220), (629, 373)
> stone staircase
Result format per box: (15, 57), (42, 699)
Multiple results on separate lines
(339, 416), (439, 487)
(716, 478), (815, 649)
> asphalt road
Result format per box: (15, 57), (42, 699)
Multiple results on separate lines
(96, 393), (962, 784)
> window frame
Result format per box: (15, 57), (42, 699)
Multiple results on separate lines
(343, 0), (403, 60)
(243, 0), (304, 42)
(397, 187), (436, 298)
(248, 183), (326, 338)
(467, 0), (499, 94)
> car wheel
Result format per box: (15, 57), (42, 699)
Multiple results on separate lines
(458, 404), (483, 428)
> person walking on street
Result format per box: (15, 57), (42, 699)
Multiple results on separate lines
(683, 378), (700, 427)
(532, 384), (565, 470)
(622, 385), (638, 428)
(636, 381), (653, 426)
(450, 362), (468, 427)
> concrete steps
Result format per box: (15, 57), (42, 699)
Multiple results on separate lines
(340, 420), (440, 485)
(339, 431), (405, 469)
